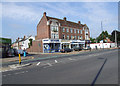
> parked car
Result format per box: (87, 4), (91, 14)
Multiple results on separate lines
(83, 46), (91, 50)
(7, 49), (15, 57)
(73, 47), (82, 51)
(60, 48), (73, 53)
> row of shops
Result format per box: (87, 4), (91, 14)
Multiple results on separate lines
(42, 39), (90, 53)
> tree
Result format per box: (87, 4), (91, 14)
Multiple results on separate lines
(90, 37), (96, 43)
(28, 39), (33, 48)
(96, 31), (111, 43)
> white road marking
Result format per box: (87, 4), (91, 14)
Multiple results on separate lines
(15, 71), (25, 75)
(36, 62), (41, 66)
(68, 58), (76, 60)
(7, 74), (11, 76)
(43, 63), (52, 68)
(26, 71), (28, 73)
(3, 75), (6, 77)
(55, 60), (58, 63)
(47, 63), (52, 66)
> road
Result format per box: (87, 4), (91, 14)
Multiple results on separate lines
(2, 49), (119, 85)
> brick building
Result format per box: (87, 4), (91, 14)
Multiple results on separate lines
(27, 12), (90, 53)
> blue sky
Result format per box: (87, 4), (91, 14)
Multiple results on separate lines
(1, 2), (118, 42)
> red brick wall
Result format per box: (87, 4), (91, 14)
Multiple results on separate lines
(27, 40), (43, 53)
(37, 16), (49, 39)
(59, 26), (85, 40)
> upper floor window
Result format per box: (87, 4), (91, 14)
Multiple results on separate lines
(77, 29), (79, 34)
(67, 28), (69, 32)
(74, 36), (76, 40)
(62, 27), (65, 32)
(63, 35), (65, 39)
(80, 36), (83, 40)
(67, 35), (69, 40)
(71, 36), (73, 39)
(78, 36), (79, 40)
(80, 30), (82, 34)
(70, 28), (73, 33)
(85, 29), (88, 33)
(74, 29), (76, 33)
(51, 33), (59, 39)
(51, 26), (58, 32)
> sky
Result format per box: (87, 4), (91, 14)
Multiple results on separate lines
(1, 1), (119, 42)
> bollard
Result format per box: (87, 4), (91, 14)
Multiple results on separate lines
(19, 54), (21, 65)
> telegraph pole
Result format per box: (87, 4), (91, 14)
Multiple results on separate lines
(101, 21), (104, 49)
(115, 30), (117, 47)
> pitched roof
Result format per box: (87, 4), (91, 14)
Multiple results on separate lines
(46, 16), (83, 28)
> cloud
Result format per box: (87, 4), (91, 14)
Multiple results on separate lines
(2, 3), (42, 22)
(2, 2), (118, 39)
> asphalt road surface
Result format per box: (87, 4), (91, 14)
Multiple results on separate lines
(2, 49), (119, 85)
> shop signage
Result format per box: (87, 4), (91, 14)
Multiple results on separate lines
(43, 39), (61, 43)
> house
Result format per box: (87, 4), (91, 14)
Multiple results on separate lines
(27, 12), (90, 53)
(12, 35), (35, 50)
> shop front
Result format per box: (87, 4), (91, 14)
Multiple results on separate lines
(61, 40), (70, 49)
(70, 40), (85, 49)
(42, 39), (61, 53)
(85, 40), (91, 47)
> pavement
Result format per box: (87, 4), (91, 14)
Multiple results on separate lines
(2, 49), (119, 84)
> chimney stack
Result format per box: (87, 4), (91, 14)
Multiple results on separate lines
(24, 36), (26, 40)
(63, 17), (66, 21)
(18, 37), (19, 41)
(43, 12), (46, 16)
(78, 21), (81, 24)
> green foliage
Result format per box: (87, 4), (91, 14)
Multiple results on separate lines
(96, 31), (111, 43)
(29, 39), (33, 47)
(90, 37), (96, 43)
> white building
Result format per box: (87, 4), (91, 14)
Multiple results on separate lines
(12, 36), (35, 50)
(90, 43), (116, 49)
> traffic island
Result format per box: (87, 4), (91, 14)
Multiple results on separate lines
(9, 63), (32, 69)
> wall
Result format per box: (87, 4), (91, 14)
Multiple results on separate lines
(27, 40), (43, 53)
(90, 43), (116, 49)
(37, 16), (49, 39)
